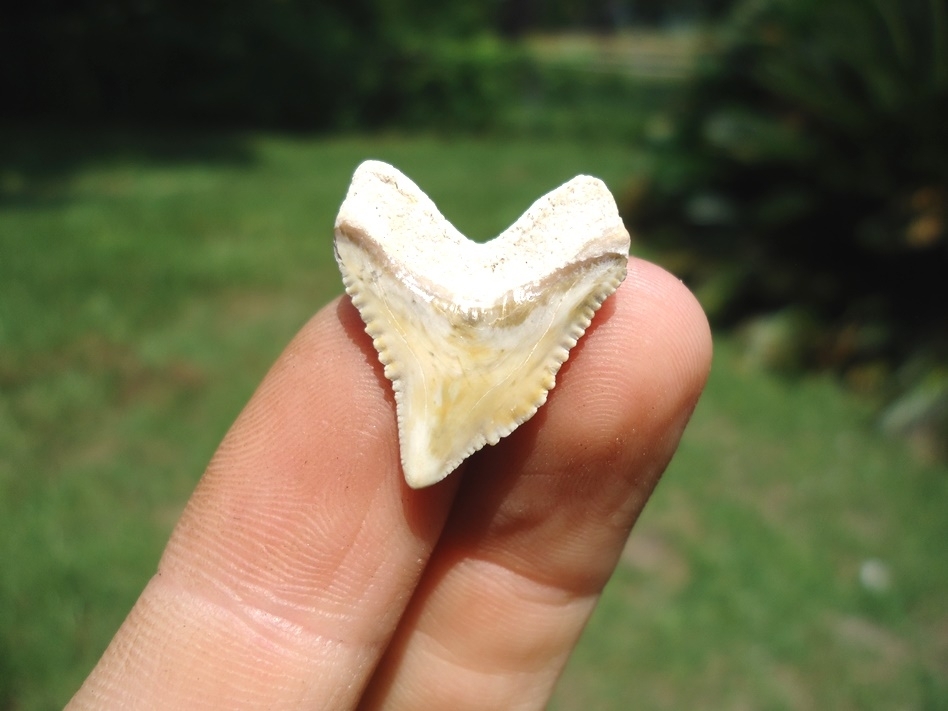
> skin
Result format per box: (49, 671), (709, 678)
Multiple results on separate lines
(68, 258), (712, 710)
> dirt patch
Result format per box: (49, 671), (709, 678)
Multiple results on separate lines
(621, 527), (691, 592)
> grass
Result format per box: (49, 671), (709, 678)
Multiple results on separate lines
(556, 339), (948, 709)
(1, 128), (946, 710)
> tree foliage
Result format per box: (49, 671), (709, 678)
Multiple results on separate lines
(0, 1), (517, 129)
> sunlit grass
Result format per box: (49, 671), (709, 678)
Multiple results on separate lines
(556, 339), (948, 709)
(1, 129), (944, 710)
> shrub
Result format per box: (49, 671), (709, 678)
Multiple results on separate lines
(625, 0), (948, 453)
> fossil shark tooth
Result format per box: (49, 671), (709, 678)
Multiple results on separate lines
(333, 160), (630, 489)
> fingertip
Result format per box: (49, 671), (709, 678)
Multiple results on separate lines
(543, 257), (711, 461)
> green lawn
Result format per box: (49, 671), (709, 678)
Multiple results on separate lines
(1, 129), (945, 710)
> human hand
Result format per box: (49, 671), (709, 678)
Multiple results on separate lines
(68, 258), (711, 710)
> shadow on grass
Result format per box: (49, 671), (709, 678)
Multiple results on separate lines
(0, 123), (258, 207)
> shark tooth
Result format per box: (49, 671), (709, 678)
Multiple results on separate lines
(333, 160), (630, 489)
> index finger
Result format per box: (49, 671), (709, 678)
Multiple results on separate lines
(68, 295), (458, 709)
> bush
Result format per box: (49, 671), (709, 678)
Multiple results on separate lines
(375, 35), (533, 132)
(625, 0), (948, 453)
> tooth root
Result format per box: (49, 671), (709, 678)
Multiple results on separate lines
(334, 161), (630, 488)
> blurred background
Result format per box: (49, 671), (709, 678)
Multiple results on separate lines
(1, 0), (946, 708)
